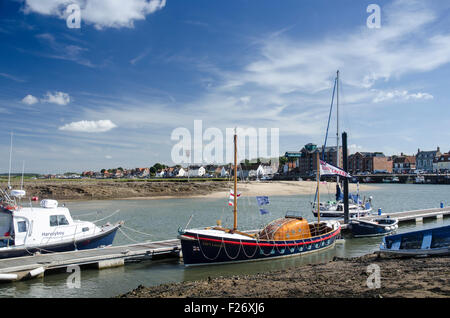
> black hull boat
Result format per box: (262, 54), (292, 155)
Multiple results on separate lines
(179, 219), (341, 266)
(350, 217), (398, 238)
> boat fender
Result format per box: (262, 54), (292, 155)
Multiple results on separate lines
(28, 267), (45, 278)
(0, 273), (18, 281)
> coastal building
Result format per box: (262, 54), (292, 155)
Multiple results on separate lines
(433, 152), (450, 172)
(392, 154), (416, 174)
(416, 147), (441, 172)
(187, 166), (206, 177)
(285, 143), (342, 176)
(348, 152), (392, 174)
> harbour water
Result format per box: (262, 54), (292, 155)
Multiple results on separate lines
(0, 183), (449, 298)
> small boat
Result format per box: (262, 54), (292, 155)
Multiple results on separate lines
(178, 131), (342, 266)
(379, 225), (450, 256)
(0, 133), (122, 258)
(0, 188), (122, 259)
(350, 217), (398, 238)
(313, 200), (372, 218)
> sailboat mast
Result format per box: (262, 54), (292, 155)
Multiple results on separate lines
(336, 70), (340, 168)
(233, 131), (238, 231)
(316, 152), (321, 225)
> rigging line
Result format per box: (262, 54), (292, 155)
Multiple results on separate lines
(313, 76), (337, 205)
(121, 224), (153, 237)
(118, 227), (142, 244)
(92, 209), (121, 223)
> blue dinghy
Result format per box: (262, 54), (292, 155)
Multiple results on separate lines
(380, 225), (450, 256)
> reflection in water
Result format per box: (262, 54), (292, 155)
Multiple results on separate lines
(0, 184), (449, 297)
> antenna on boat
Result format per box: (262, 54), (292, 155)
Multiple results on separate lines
(7, 132), (13, 190)
(21, 161), (25, 190)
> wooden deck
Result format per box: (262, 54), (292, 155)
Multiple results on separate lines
(0, 207), (449, 282)
(340, 207), (450, 230)
(0, 239), (181, 281)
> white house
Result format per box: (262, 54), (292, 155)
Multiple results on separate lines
(220, 167), (229, 177)
(175, 168), (187, 177)
(188, 166), (206, 177)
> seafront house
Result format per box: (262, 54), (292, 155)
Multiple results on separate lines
(285, 143), (342, 176)
(433, 152), (450, 173)
(416, 147), (441, 172)
(348, 152), (393, 174)
(187, 166), (206, 177)
(392, 154), (416, 174)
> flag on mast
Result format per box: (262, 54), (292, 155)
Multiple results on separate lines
(228, 189), (241, 206)
(319, 160), (351, 178)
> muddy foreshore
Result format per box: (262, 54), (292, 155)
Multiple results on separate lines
(0, 180), (230, 201)
(1, 180), (377, 201)
(119, 253), (450, 298)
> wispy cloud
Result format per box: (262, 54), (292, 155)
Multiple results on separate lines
(35, 32), (95, 67)
(372, 90), (434, 103)
(59, 120), (117, 133)
(0, 72), (26, 83)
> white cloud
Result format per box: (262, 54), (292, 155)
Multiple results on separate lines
(59, 119), (117, 133)
(372, 90), (434, 103)
(218, 0), (450, 97)
(42, 91), (71, 105)
(21, 94), (39, 105)
(24, 0), (166, 29)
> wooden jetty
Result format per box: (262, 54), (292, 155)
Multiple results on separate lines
(0, 239), (180, 282)
(340, 206), (450, 230)
(0, 206), (449, 282)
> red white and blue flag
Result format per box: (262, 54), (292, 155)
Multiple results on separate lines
(319, 160), (351, 178)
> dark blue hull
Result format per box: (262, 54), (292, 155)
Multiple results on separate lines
(0, 225), (119, 259)
(351, 219), (398, 237)
(180, 228), (341, 266)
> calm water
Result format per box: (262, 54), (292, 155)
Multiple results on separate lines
(0, 183), (449, 298)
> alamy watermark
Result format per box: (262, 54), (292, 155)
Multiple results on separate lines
(366, 264), (381, 289)
(66, 265), (81, 289)
(66, 3), (81, 29)
(367, 4), (381, 29)
(171, 120), (280, 165)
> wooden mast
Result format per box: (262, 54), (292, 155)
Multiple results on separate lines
(316, 151), (321, 226)
(233, 131), (238, 231)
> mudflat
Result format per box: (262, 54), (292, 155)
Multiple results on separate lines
(119, 253), (450, 298)
(0, 180), (377, 201)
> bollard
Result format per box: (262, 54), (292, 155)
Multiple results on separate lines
(378, 208), (382, 216)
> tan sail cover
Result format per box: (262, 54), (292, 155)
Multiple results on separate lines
(258, 217), (311, 241)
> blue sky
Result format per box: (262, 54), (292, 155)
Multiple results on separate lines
(1, 0), (450, 173)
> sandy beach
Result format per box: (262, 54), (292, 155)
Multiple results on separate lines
(1, 180), (378, 201)
(204, 180), (377, 199)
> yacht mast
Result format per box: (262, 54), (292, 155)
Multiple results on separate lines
(336, 70), (340, 169)
(233, 130), (238, 231)
(316, 152), (321, 225)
